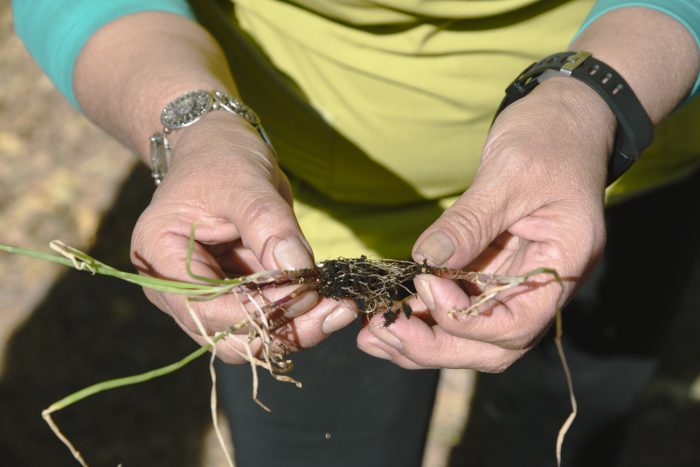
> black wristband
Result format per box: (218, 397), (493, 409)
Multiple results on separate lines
(494, 51), (654, 186)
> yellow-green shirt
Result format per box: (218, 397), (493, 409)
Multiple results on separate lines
(14, 0), (700, 259)
(208, 0), (700, 259)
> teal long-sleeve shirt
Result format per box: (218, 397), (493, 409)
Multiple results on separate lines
(12, 0), (700, 109)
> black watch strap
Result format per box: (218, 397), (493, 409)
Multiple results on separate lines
(494, 51), (654, 186)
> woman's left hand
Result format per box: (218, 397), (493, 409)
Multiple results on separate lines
(357, 77), (617, 370)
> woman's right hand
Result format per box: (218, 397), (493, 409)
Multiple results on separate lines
(130, 112), (357, 363)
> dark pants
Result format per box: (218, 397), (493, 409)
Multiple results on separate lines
(218, 168), (700, 467)
(218, 324), (439, 467)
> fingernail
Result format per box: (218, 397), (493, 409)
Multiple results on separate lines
(415, 231), (454, 265)
(379, 329), (403, 351)
(273, 237), (313, 270)
(415, 277), (435, 310)
(322, 305), (357, 334)
(364, 345), (391, 360)
(284, 291), (319, 318)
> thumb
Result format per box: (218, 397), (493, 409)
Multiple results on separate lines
(412, 183), (514, 268)
(151, 111), (314, 273)
(226, 180), (314, 271)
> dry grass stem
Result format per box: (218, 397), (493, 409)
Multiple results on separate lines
(41, 410), (89, 467)
(185, 300), (235, 467)
(555, 310), (577, 467)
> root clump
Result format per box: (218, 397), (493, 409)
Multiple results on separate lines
(314, 256), (430, 314)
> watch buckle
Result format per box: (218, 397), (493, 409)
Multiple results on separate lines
(561, 51), (592, 74)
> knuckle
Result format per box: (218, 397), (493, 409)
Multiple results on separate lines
(492, 330), (537, 351)
(481, 363), (508, 374)
(404, 340), (446, 368)
(215, 346), (247, 365)
(238, 193), (288, 230)
(176, 310), (207, 336)
(444, 204), (489, 247)
(142, 288), (166, 311)
(218, 335), (260, 364)
(355, 336), (376, 355)
(216, 353), (244, 364)
(170, 300), (221, 337)
(191, 308), (217, 334)
(434, 313), (472, 339)
(479, 349), (521, 373)
(394, 358), (425, 370)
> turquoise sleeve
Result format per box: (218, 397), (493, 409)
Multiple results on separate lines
(575, 0), (700, 101)
(12, 0), (196, 110)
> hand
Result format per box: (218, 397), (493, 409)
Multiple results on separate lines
(131, 112), (357, 363)
(357, 78), (616, 371)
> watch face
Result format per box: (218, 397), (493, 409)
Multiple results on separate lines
(161, 90), (213, 129)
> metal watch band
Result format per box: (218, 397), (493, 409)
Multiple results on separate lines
(494, 51), (654, 186)
(149, 90), (273, 185)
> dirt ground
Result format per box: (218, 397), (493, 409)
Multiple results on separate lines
(1, 2), (699, 467)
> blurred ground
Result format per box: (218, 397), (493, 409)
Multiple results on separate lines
(1, 2), (699, 467)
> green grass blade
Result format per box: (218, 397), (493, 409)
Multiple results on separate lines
(0, 242), (245, 296)
(44, 333), (226, 414)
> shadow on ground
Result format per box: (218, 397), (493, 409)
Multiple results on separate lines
(0, 165), (213, 467)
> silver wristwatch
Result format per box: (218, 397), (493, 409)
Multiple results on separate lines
(149, 90), (272, 185)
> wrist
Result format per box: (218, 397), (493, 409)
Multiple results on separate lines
(572, 7), (700, 124)
(492, 50), (654, 185)
(172, 110), (270, 159)
(483, 77), (616, 195)
(532, 77), (617, 154)
(161, 111), (276, 189)
(149, 90), (273, 185)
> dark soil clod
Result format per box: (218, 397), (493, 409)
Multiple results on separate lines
(314, 256), (428, 314)
(382, 310), (398, 326)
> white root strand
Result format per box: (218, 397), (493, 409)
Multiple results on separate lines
(185, 299), (236, 467)
(41, 410), (89, 467)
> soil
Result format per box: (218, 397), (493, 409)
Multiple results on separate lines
(1, 2), (700, 467)
(315, 257), (423, 312)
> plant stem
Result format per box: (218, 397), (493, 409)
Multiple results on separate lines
(41, 332), (228, 466)
(0, 242), (242, 296)
(44, 333), (226, 414)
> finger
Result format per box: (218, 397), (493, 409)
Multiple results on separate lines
(358, 316), (429, 369)
(357, 335), (428, 370)
(414, 274), (551, 350)
(412, 171), (524, 269)
(166, 170), (313, 272)
(181, 325), (264, 365)
(136, 230), (317, 335)
(154, 124), (314, 271)
(161, 251), (358, 353)
(276, 169), (295, 206)
(133, 214), (336, 356)
(359, 312), (524, 372)
(270, 298), (359, 350)
(205, 240), (262, 276)
(196, 154), (312, 271)
(232, 188), (314, 271)
(187, 297), (356, 364)
(182, 304), (353, 365)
